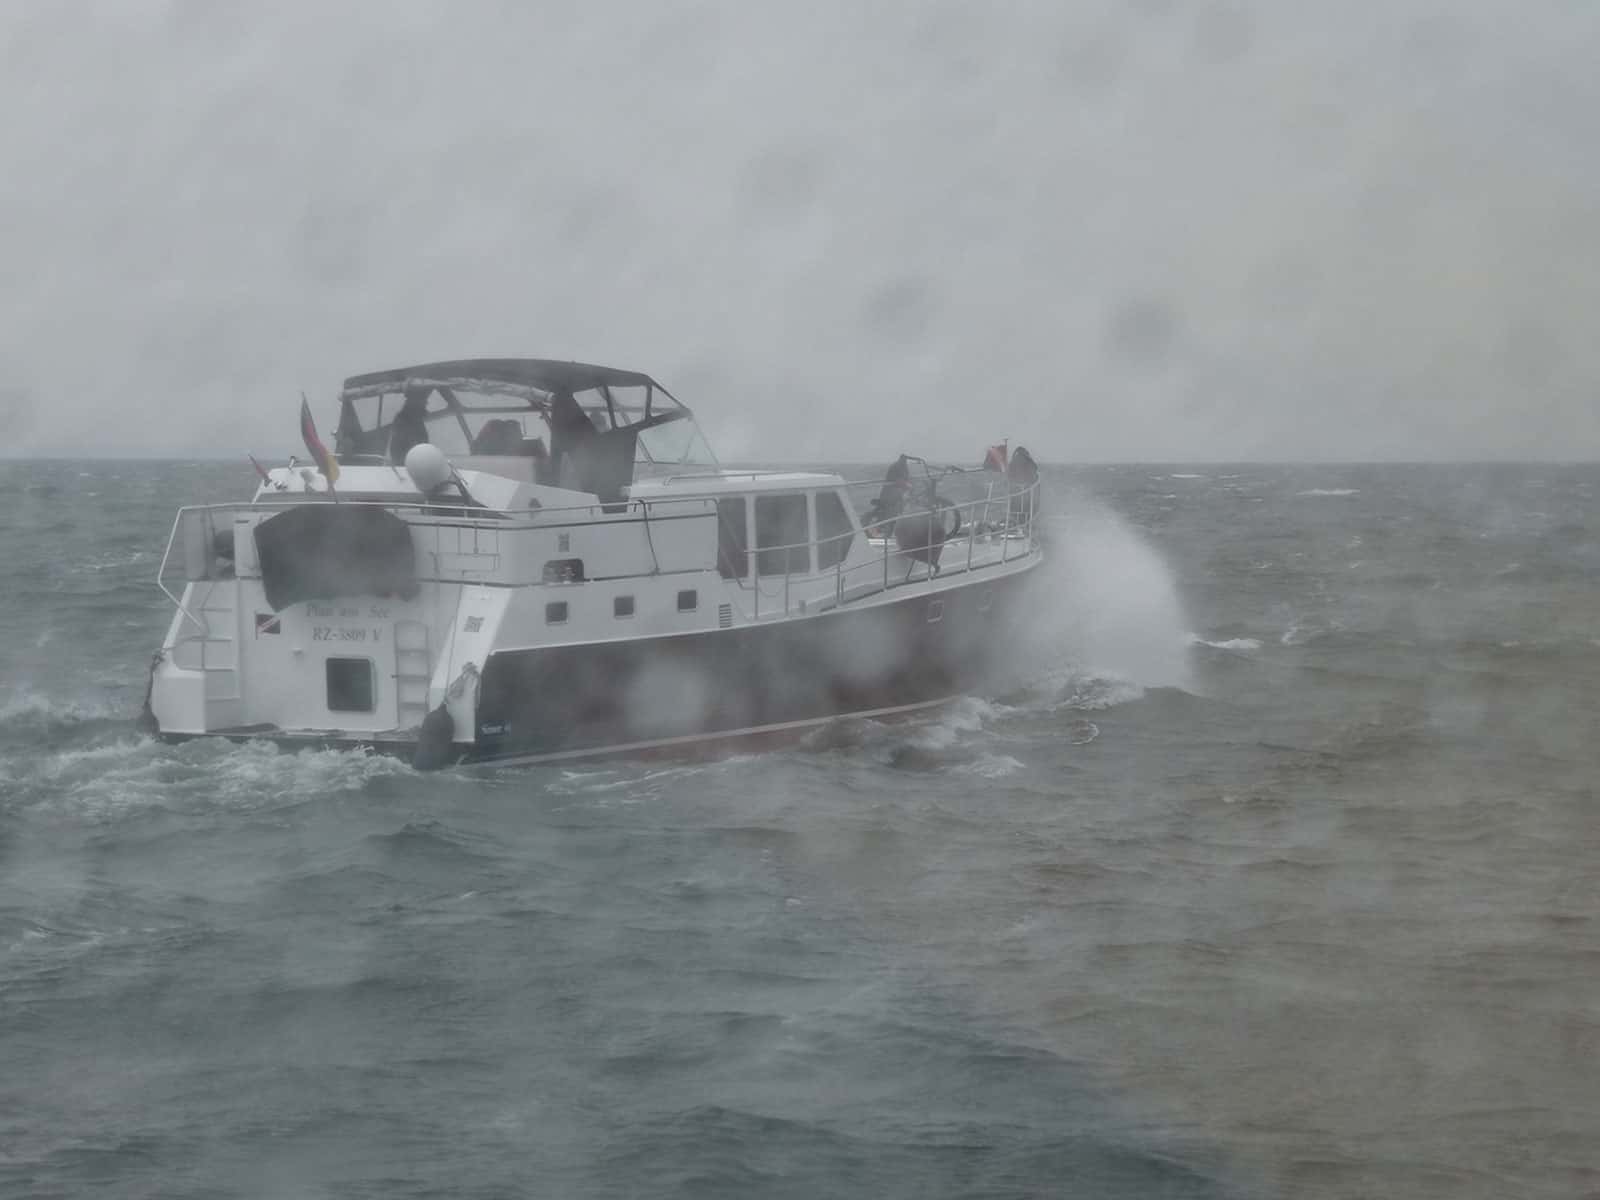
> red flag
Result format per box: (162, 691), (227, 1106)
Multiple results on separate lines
(299, 396), (340, 490)
(983, 441), (1008, 471)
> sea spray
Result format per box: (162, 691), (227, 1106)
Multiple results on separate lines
(1004, 498), (1194, 697)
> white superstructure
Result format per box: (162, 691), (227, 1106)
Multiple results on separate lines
(146, 359), (1043, 767)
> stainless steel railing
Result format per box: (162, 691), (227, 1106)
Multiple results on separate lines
(155, 472), (1041, 627)
(740, 475), (1040, 620)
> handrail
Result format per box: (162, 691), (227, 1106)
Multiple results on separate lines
(154, 499), (720, 534)
(157, 467), (1029, 527)
(155, 473), (1040, 625)
(156, 510), (210, 638)
(741, 476), (1040, 619)
(746, 477), (1039, 570)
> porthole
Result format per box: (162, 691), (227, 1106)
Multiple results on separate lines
(546, 601), (569, 624)
(677, 589), (698, 612)
(614, 595), (635, 618)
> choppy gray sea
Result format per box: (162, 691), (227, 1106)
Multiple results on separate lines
(2, 461), (1597, 1199)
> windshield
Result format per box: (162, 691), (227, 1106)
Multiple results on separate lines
(636, 413), (718, 470)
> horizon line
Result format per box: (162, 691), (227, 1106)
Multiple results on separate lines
(5, 454), (1600, 468)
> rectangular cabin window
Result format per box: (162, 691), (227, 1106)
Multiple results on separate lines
(677, 589), (698, 612)
(326, 657), (375, 713)
(716, 498), (748, 579)
(546, 600), (568, 624)
(614, 595), (635, 618)
(815, 490), (856, 569)
(756, 493), (810, 576)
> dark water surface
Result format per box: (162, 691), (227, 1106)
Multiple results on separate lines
(2, 461), (1597, 1198)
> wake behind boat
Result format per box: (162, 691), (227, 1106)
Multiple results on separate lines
(143, 358), (1043, 768)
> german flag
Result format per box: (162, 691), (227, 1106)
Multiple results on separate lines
(299, 396), (340, 490)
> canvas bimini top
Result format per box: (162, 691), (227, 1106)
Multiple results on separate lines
(332, 358), (719, 493)
(339, 358), (664, 402)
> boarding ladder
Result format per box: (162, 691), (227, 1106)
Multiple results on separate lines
(394, 619), (432, 732)
(194, 580), (242, 727)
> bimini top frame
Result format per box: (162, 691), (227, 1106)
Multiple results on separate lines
(332, 357), (717, 484)
(339, 358), (665, 404)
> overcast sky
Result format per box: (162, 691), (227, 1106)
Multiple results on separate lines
(4, 1), (1598, 462)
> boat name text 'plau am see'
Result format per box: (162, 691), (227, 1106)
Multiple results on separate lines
(308, 603), (389, 643)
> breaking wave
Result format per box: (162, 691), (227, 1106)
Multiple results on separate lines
(9, 736), (416, 823)
(0, 690), (134, 760)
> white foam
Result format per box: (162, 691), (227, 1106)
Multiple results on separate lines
(908, 695), (1007, 750)
(35, 738), (156, 780)
(1296, 488), (1359, 497)
(0, 689), (120, 725)
(955, 753), (1025, 779)
(205, 741), (414, 797)
(26, 738), (414, 823)
(1187, 634), (1262, 652)
(1055, 674), (1146, 712)
(79, 549), (155, 573)
(1001, 662), (1144, 714)
(1279, 619), (1339, 646)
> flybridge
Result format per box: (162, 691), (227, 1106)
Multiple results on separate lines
(330, 357), (717, 500)
(143, 355), (1044, 769)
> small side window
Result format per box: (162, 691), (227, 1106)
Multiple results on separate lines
(542, 558), (585, 583)
(716, 498), (748, 579)
(326, 658), (375, 713)
(546, 601), (569, 624)
(614, 595), (635, 618)
(677, 589), (698, 612)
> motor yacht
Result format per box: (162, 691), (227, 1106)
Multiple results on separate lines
(143, 358), (1043, 768)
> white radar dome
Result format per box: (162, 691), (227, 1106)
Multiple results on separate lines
(404, 443), (452, 493)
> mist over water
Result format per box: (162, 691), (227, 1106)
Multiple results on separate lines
(4, 460), (1598, 1197)
(5, 2), (1600, 1195)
